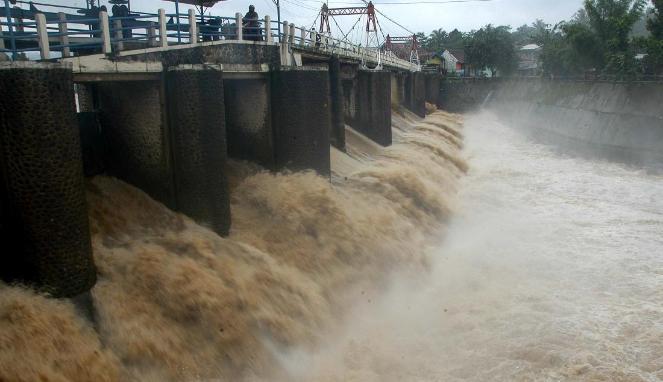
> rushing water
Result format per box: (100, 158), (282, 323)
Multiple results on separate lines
(290, 110), (663, 381)
(1, 109), (661, 381)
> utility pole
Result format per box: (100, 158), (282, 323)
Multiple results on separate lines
(271, 0), (280, 41)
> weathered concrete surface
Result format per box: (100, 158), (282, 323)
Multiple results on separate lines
(97, 80), (175, 207)
(78, 111), (105, 177)
(424, 73), (441, 106)
(166, 68), (230, 236)
(490, 79), (663, 167)
(351, 70), (392, 146)
(271, 68), (331, 175)
(442, 77), (663, 167)
(224, 78), (274, 167)
(405, 71), (426, 117)
(329, 55), (345, 151)
(390, 72), (405, 109)
(438, 77), (497, 112)
(340, 63), (359, 124)
(0, 64), (96, 297)
(115, 42), (281, 68)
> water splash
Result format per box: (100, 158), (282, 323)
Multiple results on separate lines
(0, 110), (465, 381)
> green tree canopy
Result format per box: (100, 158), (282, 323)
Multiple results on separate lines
(465, 24), (517, 76)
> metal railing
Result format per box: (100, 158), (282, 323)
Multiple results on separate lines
(272, 19), (417, 71)
(0, 3), (416, 70)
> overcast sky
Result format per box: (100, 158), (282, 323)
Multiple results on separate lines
(58, 0), (585, 36)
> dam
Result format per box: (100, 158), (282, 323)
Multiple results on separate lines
(1, 1), (663, 381)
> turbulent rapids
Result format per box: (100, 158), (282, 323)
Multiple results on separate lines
(0, 109), (465, 381)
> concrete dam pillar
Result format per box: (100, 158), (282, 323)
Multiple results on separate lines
(329, 55), (345, 151)
(97, 66), (230, 236)
(271, 68), (331, 176)
(405, 71), (426, 117)
(354, 70), (392, 146)
(165, 67), (230, 236)
(390, 72), (405, 109)
(424, 73), (442, 107)
(0, 63), (96, 297)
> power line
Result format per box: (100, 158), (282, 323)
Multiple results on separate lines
(376, 0), (492, 4)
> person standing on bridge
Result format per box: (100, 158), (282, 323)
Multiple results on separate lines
(243, 5), (262, 41)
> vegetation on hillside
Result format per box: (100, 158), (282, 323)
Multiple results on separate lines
(416, 0), (663, 79)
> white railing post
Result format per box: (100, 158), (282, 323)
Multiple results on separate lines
(100, 11), (111, 54)
(147, 22), (157, 47)
(58, 12), (70, 57)
(264, 16), (272, 43)
(35, 13), (50, 59)
(299, 26), (305, 46)
(310, 29), (317, 48)
(235, 12), (243, 40)
(282, 21), (289, 44)
(0, 29), (4, 50)
(113, 19), (124, 51)
(188, 9), (197, 44)
(158, 9), (168, 47)
(288, 23), (295, 46)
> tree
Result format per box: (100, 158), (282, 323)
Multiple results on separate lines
(648, 0), (663, 39)
(538, 0), (648, 77)
(584, 0), (647, 51)
(465, 24), (517, 76)
(639, 0), (663, 74)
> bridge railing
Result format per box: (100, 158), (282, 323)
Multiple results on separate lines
(1, 3), (415, 70)
(268, 19), (417, 71)
(0, 6), (278, 60)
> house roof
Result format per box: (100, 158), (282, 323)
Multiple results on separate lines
(447, 49), (465, 63)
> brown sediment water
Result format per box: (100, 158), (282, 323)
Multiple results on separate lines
(0, 109), (465, 381)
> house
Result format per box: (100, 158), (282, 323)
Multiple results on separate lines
(441, 49), (479, 77)
(518, 43), (542, 76)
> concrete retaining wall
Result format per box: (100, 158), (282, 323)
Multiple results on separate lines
(438, 77), (497, 113)
(491, 79), (663, 167)
(441, 78), (663, 167)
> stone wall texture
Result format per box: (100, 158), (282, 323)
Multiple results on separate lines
(0, 66), (96, 297)
(224, 78), (274, 167)
(166, 69), (230, 236)
(97, 80), (175, 208)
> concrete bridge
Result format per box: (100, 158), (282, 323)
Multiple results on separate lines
(0, 4), (443, 300)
